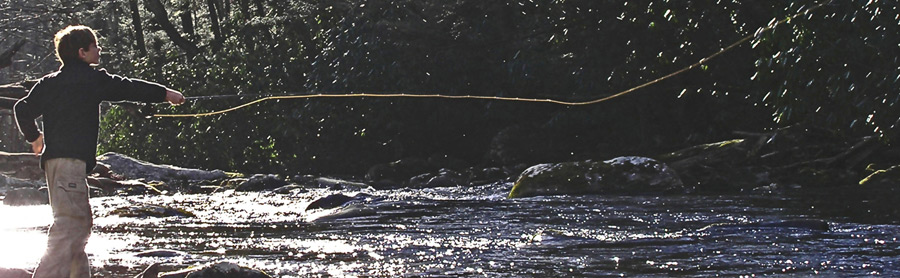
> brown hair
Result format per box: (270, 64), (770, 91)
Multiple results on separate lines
(54, 25), (97, 65)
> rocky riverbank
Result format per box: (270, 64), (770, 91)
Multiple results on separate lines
(1, 124), (899, 276)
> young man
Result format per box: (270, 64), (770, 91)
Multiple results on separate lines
(14, 25), (185, 278)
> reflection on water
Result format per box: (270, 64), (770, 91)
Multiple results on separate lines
(0, 184), (899, 276)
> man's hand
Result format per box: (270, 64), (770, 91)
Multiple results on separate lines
(30, 133), (43, 156)
(165, 88), (186, 105)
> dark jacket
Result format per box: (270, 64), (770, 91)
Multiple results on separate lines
(14, 61), (167, 173)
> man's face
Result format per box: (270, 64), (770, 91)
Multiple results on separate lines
(80, 42), (101, 65)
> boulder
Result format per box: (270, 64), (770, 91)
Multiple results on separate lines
(97, 152), (227, 182)
(508, 156), (683, 198)
(0, 173), (44, 188)
(235, 174), (287, 191)
(0, 151), (43, 180)
(2, 188), (47, 206)
(408, 168), (467, 188)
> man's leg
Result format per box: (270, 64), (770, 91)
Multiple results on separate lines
(32, 158), (92, 278)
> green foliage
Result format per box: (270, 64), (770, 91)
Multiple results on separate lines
(9, 0), (899, 175)
(751, 0), (900, 137)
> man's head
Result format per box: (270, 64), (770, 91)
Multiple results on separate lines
(54, 25), (101, 66)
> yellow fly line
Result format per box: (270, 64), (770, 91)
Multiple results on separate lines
(153, 1), (831, 118)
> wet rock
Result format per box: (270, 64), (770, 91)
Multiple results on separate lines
(273, 184), (307, 194)
(235, 174), (287, 191)
(97, 152), (227, 182)
(2, 188), (47, 206)
(699, 219), (830, 232)
(149, 262), (271, 278)
(0, 151), (43, 180)
(508, 156), (683, 198)
(135, 249), (189, 257)
(306, 193), (372, 211)
(308, 204), (377, 222)
(305, 177), (369, 190)
(110, 205), (195, 218)
(0, 267), (31, 278)
(408, 169), (467, 188)
(87, 177), (163, 196)
(0, 173), (44, 188)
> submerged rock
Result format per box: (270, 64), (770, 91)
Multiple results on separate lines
(699, 219), (830, 232)
(508, 156), (683, 198)
(2, 188), (47, 206)
(97, 152), (227, 182)
(135, 249), (189, 258)
(408, 168), (467, 188)
(235, 174), (287, 191)
(308, 204), (377, 222)
(306, 193), (372, 211)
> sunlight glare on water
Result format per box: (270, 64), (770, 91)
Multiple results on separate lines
(0, 204), (51, 268)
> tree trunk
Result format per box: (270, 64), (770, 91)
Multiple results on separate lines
(144, 0), (200, 56)
(180, 1), (195, 37)
(238, 0), (250, 18)
(253, 0), (265, 16)
(206, 0), (222, 51)
(128, 0), (147, 57)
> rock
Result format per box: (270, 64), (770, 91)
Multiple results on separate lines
(407, 169), (467, 188)
(87, 177), (162, 196)
(0, 268), (31, 278)
(306, 193), (371, 211)
(135, 263), (160, 278)
(110, 205), (195, 218)
(2, 188), (47, 206)
(97, 152), (227, 182)
(308, 204), (377, 222)
(156, 262), (271, 278)
(304, 177), (369, 190)
(508, 156), (683, 198)
(135, 249), (189, 257)
(0, 173), (45, 188)
(272, 184), (307, 194)
(0, 151), (43, 180)
(235, 174), (287, 191)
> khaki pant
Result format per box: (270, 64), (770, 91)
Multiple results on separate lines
(32, 158), (92, 278)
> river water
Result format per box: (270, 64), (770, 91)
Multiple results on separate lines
(0, 182), (898, 277)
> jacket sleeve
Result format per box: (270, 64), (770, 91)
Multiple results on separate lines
(14, 82), (43, 143)
(95, 69), (167, 103)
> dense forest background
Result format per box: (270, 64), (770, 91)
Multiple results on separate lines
(0, 0), (898, 176)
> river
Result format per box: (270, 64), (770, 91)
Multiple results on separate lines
(0, 182), (898, 277)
